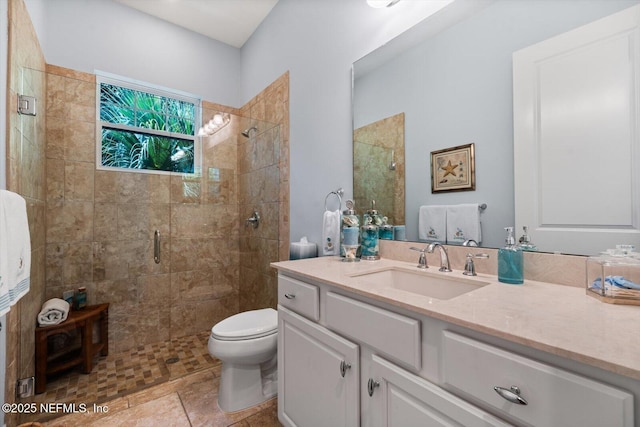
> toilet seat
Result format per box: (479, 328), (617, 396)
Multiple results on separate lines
(211, 308), (277, 341)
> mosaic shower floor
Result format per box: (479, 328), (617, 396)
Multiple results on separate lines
(26, 332), (218, 423)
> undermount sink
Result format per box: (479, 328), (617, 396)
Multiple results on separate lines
(350, 267), (489, 300)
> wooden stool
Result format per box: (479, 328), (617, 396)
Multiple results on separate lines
(35, 303), (109, 394)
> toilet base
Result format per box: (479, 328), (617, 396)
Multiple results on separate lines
(217, 355), (278, 413)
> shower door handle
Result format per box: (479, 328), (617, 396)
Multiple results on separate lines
(154, 230), (161, 264)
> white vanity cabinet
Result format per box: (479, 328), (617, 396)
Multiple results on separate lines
(276, 271), (635, 427)
(365, 354), (510, 427)
(277, 273), (503, 427)
(278, 306), (360, 427)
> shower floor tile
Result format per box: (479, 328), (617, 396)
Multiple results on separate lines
(23, 332), (218, 423)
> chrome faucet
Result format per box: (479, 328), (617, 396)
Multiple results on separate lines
(427, 242), (452, 272)
(463, 253), (490, 276)
(409, 246), (429, 269)
(462, 239), (479, 247)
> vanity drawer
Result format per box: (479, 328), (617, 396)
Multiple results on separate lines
(326, 292), (420, 370)
(441, 331), (634, 427)
(278, 274), (319, 321)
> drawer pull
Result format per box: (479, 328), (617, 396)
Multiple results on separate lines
(284, 293), (296, 299)
(494, 386), (528, 405)
(367, 378), (380, 396)
(339, 360), (351, 378)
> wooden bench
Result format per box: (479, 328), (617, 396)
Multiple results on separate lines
(35, 303), (109, 394)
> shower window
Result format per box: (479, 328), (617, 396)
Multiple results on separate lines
(96, 73), (201, 174)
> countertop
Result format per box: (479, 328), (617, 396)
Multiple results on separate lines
(272, 256), (640, 381)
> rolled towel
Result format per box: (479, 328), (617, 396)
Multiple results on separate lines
(37, 298), (70, 326)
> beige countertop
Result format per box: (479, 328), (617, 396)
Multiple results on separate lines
(272, 256), (640, 381)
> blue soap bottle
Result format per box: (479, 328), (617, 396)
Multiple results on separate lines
(498, 227), (523, 284)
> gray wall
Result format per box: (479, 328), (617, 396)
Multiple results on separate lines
(353, 0), (639, 247)
(240, 0), (454, 246)
(24, 0), (242, 106)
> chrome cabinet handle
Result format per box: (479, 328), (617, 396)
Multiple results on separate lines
(340, 360), (351, 378)
(367, 378), (380, 396)
(284, 293), (296, 299)
(494, 386), (528, 405)
(154, 230), (161, 264)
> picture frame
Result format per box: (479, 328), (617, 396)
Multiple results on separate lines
(430, 143), (475, 193)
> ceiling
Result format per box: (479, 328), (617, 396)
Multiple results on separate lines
(113, 0), (279, 48)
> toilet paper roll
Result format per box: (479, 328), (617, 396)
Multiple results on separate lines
(290, 237), (318, 260)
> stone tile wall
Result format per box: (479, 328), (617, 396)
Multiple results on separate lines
(238, 72), (290, 311)
(5, 0), (47, 423)
(44, 66), (243, 353)
(354, 113), (405, 225)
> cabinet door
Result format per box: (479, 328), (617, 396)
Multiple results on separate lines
(367, 355), (510, 427)
(278, 306), (359, 427)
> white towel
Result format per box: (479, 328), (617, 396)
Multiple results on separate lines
(37, 298), (70, 326)
(418, 205), (447, 242)
(321, 210), (341, 256)
(0, 190), (31, 317)
(446, 203), (482, 244)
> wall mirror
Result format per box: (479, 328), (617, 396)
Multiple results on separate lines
(352, 0), (639, 255)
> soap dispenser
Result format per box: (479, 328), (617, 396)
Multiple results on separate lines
(498, 227), (523, 284)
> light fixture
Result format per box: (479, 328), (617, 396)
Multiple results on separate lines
(367, 0), (400, 8)
(197, 112), (231, 137)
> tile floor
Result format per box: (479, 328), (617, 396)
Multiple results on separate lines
(22, 332), (282, 426)
(43, 365), (281, 427)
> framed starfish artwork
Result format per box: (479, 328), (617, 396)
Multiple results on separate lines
(430, 143), (475, 193)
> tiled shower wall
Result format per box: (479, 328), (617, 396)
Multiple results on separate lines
(43, 65), (285, 353)
(353, 112), (405, 226)
(4, 0), (47, 425)
(239, 73), (290, 311)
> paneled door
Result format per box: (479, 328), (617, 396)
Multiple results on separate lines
(513, 5), (640, 255)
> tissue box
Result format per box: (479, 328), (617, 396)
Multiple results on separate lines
(586, 255), (640, 305)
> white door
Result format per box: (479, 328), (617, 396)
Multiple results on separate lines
(513, 5), (640, 255)
(278, 306), (360, 427)
(367, 354), (509, 427)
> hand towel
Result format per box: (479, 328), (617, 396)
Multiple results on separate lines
(446, 203), (481, 244)
(0, 190), (31, 317)
(322, 210), (341, 256)
(418, 205), (446, 242)
(37, 298), (70, 326)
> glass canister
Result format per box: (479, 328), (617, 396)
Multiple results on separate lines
(361, 224), (380, 260)
(362, 200), (384, 228)
(361, 201), (381, 260)
(341, 200), (360, 257)
(379, 216), (394, 240)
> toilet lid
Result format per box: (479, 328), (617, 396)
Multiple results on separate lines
(211, 308), (278, 340)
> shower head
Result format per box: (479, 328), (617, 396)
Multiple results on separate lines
(241, 126), (258, 138)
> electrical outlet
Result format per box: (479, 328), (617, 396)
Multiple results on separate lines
(16, 377), (34, 398)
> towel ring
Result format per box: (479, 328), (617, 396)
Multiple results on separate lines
(325, 191), (342, 211)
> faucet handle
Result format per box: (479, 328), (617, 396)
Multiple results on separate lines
(463, 253), (490, 276)
(409, 247), (428, 269)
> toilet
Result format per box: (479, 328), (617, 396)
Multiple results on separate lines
(208, 308), (278, 412)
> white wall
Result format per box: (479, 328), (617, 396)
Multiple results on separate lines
(24, 0), (242, 106)
(241, 0), (451, 245)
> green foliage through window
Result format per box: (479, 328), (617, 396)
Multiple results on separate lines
(97, 77), (199, 174)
